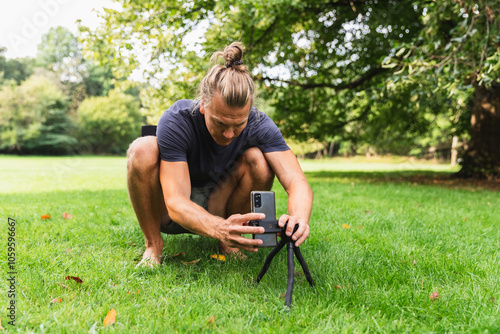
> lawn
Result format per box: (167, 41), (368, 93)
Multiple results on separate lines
(1, 155), (499, 333)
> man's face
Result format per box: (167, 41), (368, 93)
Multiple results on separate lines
(200, 92), (251, 146)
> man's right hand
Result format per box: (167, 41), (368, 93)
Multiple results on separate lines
(217, 212), (266, 252)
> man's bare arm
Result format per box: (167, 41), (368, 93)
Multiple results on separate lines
(264, 150), (313, 246)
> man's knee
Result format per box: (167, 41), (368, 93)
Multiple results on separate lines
(241, 147), (274, 185)
(127, 137), (159, 178)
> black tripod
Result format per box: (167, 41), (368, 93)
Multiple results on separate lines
(255, 224), (315, 307)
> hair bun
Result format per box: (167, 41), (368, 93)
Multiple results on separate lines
(223, 42), (244, 65)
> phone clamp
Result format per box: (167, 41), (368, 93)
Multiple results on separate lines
(254, 223), (315, 308)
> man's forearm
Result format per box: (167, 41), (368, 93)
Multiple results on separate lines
(165, 196), (223, 239)
(286, 176), (313, 224)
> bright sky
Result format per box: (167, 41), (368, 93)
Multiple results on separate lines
(0, 0), (120, 59)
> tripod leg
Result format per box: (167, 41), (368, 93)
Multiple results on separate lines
(285, 242), (294, 308)
(293, 247), (315, 287)
(255, 238), (287, 283)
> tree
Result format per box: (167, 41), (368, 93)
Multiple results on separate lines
(76, 89), (142, 154)
(390, 1), (500, 178)
(37, 26), (84, 82)
(35, 26), (117, 120)
(0, 47), (35, 85)
(80, 0), (500, 178)
(0, 74), (76, 154)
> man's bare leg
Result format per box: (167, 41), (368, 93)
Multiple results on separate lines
(208, 147), (274, 254)
(127, 136), (169, 267)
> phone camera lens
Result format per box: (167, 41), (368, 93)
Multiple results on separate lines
(254, 193), (262, 208)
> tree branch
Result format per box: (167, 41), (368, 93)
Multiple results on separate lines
(257, 65), (388, 91)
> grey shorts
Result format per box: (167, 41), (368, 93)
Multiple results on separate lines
(160, 185), (214, 235)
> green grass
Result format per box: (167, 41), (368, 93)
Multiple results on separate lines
(1, 155), (499, 333)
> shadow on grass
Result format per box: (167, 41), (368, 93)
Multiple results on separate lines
(305, 170), (500, 191)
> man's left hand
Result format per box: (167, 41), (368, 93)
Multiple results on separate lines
(278, 214), (310, 247)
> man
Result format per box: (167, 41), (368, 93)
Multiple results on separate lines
(127, 43), (313, 266)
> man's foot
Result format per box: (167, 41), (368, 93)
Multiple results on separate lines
(218, 241), (247, 260)
(136, 247), (163, 268)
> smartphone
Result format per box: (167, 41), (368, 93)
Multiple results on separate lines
(250, 191), (279, 247)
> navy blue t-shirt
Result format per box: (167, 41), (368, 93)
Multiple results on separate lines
(157, 99), (289, 187)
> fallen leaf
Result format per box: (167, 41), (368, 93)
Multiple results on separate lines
(364, 210), (372, 214)
(462, 217), (467, 221)
(429, 292), (440, 301)
(66, 249), (71, 253)
(358, 226), (364, 229)
(41, 214), (51, 220)
(62, 212), (73, 219)
(210, 254), (226, 262)
(65, 276), (83, 284)
(171, 252), (185, 258)
(50, 298), (62, 304)
(130, 242), (137, 246)
(103, 309), (117, 327)
(417, 203), (422, 207)
(280, 292), (286, 298)
(342, 224), (350, 229)
(181, 258), (200, 265)
(127, 289), (140, 295)
(209, 316), (215, 324)
(334, 285), (342, 290)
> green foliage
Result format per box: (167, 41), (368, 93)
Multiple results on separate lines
(0, 47), (35, 85)
(37, 26), (116, 99)
(0, 74), (76, 154)
(37, 26), (84, 82)
(82, 62), (115, 97)
(76, 89), (143, 154)
(392, 0), (500, 87)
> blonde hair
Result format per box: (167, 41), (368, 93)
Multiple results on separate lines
(199, 42), (255, 108)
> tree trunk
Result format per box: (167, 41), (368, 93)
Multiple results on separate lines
(457, 83), (500, 179)
(450, 136), (458, 167)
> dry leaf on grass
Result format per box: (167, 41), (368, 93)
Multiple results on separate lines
(65, 276), (83, 284)
(429, 292), (440, 301)
(50, 298), (62, 304)
(62, 212), (72, 219)
(41, 214), (51, 220)
(171, 252), (185, 258)
(342, 224), (350, 229)
(181, 258), (200, 265)
(209, 316), (215, 324)
(103, 309), (117, 327)
(210, 254), (226, 262)
(334, 285), (342, 290)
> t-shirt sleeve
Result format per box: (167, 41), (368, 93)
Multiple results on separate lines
(156, 108), (192, 162)
(255, 112), (290, 153)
